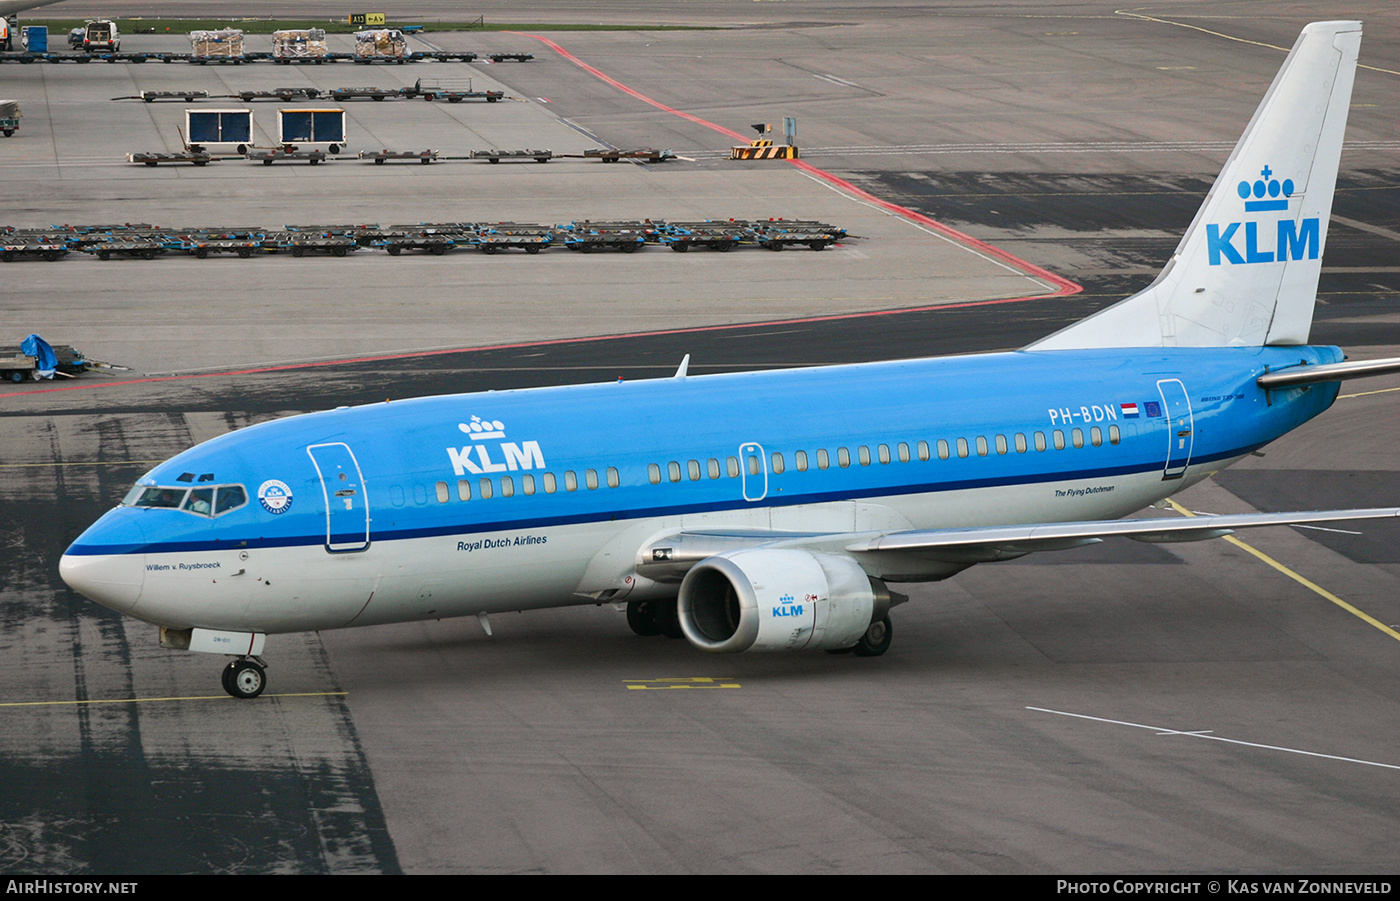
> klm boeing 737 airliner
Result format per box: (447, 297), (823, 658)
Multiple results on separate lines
(62, 21), (1400, 698)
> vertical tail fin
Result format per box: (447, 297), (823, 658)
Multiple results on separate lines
(1031, 20), (1361, 350)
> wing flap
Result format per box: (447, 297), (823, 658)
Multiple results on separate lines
(847, 508), (1400, 558)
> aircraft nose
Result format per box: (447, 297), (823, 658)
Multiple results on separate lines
(60, 514), (147, 614)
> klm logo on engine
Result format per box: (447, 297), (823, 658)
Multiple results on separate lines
(1206, 165), (1319, 266)
(447, 415), (546, 475)
(772, 593), (804, 618)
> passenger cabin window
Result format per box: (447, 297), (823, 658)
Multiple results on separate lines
(543, 473), (556, 494)
(795, 451), (808, 472)
(1109, 425), (1121, 445)
(479, 479), (494, 500)
(688, 460), (701, 481)
(708, 458), (722, 479)
(918, 441), (930, 461)
(522, 474), (536, 495)
(668, 462), (682, 483)
(837, 448), (850, 468)
(816, 450), (829, 470)
(878, 444), (891, 464)
(1090, 427), (1103, 448)
(607, 467), (619, 488)
(436, 481), (450, 503)
(937, 440), (950, 461)
(458, 479), (472, 501)
(858, 446), (871, 466)
(1072, 428), (1084, 449)
(771, 452), (785, 474)
(648, 464), (661, 485)
(565, 471), (578, 492)
(897, 443), (910, 463)
(500, 476), (515, 497)
(585, 469), (599, 490)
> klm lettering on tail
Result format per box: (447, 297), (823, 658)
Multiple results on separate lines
(1206, 166), (1319, 266)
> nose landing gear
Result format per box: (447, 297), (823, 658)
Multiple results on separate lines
(221, 657), (268, 699)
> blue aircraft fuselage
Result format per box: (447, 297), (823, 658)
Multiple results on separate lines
(61, 344), (1341, 635)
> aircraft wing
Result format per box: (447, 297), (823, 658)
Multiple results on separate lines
(844, 508), (1400, 563)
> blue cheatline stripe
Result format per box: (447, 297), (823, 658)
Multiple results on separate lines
(64, 442), (1258, 557)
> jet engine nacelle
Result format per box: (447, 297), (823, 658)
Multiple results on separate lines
(677, 549), (889, 653)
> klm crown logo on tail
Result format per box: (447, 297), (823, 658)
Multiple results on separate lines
(1206, 165), (1319, 266)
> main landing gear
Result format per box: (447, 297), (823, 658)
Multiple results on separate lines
(221, 657), (267, 699)
(626, 598), (683, 639)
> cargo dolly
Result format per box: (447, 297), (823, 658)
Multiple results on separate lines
(1, 234), (71, 261)
(231, 88), (321, 102)
(329, 86), (406, 102)
(266, 232), (357, 257)
(742, 219), (847, 251)
(475, 223), (552, 254)
(487, 52), (534, 63)
(87, 239), (167, 260)
(579, 148), (674, 164)
(421, 88), (503, 103)
(128, 151), (213, 166)
(470, 149), (552, 164)
(659, 221), (747, 253)
(360, 149), (438, 165)
(247, 147), (328, 165)
(378, 230), (464, 256)
(560, 221), (653, 254)
(139, 90), (209, 102)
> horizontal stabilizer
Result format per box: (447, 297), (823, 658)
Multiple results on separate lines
(1257, 356), (1400, 389)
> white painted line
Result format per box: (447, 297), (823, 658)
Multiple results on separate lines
(1028, 706), (1400, 771)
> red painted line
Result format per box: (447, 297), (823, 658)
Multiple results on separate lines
(513, 32), (1082, 297)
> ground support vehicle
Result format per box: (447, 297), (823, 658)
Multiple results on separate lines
(560, 221), (653, 253)
(190, 29), (243, 63)
(247, 148), (328, 165)
(376, 226), (468, 256)
(487, 52), (533, 62)
(231, 88), (319, 102)
(271, 29), (327, 63)
(421, 89), (502, 103)
(359, 149), (437, 165)
(581, 148), (673, 163)
(475, 223), (552, 254)
(659, 221), (747, 253)
(1, 235), (69, 261)
(81, 21), (119, 52)
(0, 99), (18, 136)
(270, 233), (356, 257)
(87, 238), (167, 260)
(743, 219), (847, 251)
(409, 51), (477, 63)
(471, 149), (551, 164)
(183, 237), (261, 258)
(140, 90), (209, 102)
(128, 151), (213, 166)
(329, 86), (406, 102)
(353, 29), (408, 63)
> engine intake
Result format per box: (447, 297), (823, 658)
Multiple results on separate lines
(677, 549), (890, 653)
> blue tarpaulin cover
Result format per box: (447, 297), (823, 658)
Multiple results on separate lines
(20, 334), (56, 378)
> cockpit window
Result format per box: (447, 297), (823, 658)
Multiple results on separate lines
(183, 488), (214, 515)
(125, 483), (247, 517)
(215, 485), (247, 514)
(133, 487), (187, 509)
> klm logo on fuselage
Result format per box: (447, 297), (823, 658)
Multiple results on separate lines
(447, 415), (546, 476)
(1206, 165), (1319, 266)
(772, 593), (804, 618)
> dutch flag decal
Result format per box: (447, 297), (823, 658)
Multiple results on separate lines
(1121, 403), (1141, 418)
